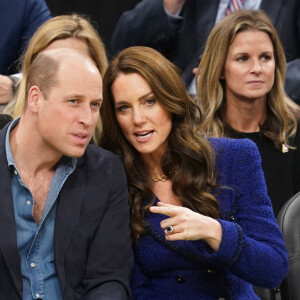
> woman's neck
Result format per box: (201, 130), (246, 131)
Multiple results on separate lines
(141, 149), (166, 179)
(143, 157), (164, 179)
(225, 95), (267, 133)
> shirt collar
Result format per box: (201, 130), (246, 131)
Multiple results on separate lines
(5, 117), (19, 168)
(5, 117), (77, 169)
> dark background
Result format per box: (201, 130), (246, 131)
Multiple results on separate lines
(45, 0), (140, 58)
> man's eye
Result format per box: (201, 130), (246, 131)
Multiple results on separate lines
(91, 102), (101, 108)
(69, 99), (78, 104)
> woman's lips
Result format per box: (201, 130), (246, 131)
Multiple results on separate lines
(134, 130), (154, 142)
(247, 80), (264, 85)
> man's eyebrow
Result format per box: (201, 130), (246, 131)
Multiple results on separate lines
(93, 96), (103, 102)
(65, 94), (103, 101)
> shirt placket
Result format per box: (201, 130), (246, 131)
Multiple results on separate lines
(27, 231), (44, 299)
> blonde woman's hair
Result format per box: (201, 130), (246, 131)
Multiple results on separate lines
(196, 10), (298, 149)
(5, 14), (107, 128)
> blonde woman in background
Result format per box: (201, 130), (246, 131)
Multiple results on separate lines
(196, 10), (300, 217)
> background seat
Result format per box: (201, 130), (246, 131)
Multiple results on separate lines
(277, 191), (300, 300)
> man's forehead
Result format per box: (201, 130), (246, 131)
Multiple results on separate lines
(41, 48), (98, 73)
(49, 70), (102, 98)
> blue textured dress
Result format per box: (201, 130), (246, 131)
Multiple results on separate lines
(132, 138), (288, 300)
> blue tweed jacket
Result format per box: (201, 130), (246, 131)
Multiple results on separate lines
(132, 138), (288, 300)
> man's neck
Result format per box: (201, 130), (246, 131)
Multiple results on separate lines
(9, 117), (61, 176)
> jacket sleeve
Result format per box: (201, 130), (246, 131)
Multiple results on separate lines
(110, 0), (179, 56)
(21, 0), (51, 51)
(83, 155), (133, 300)
(285, 59), (300, 103)
(199, 139), (288, 288)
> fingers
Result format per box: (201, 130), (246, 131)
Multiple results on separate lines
(149, 202), (195, 241)
(161, 217), (177, 231)
(156, 201), (173, 207)
(161, 220), (186, 241)
(163, 225), (187, 242)
(166, 225), (174, 234)
(150, 203), (178, 217)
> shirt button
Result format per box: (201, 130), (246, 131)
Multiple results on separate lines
(36, 293), (40, 298)
(30, 262), (35, 268)
(207, 268), (214, 274)
(26, 200), (31, 205)
(14, 170), (18, 176)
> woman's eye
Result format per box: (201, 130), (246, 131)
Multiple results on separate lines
(237, 56), (247, 62)
(116, 105), (129, 112)
(261, 55), (271, 61)
(145, 98), (156, 106)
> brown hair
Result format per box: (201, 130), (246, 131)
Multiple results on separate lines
(100, 46), (219, 241)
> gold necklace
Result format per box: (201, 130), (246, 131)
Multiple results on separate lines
(152, 165), (179, 182)
(152, 174), (168, 182)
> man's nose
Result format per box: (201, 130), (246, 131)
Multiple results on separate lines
(78, 105), (95, 126)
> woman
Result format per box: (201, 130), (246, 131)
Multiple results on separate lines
(2, 14), (107, 135)
(196, 10), (300, 216)
(100, 46), (288, 299)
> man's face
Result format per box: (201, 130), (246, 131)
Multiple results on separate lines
(35, 59), (102, 158)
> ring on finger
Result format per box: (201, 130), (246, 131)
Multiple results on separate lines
(166, 225), (174, 234)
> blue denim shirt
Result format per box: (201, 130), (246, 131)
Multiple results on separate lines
(6, 119), (77, 300)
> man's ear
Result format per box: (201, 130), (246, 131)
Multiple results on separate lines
(27, 86), (43, 113)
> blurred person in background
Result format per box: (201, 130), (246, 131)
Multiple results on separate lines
(0, 0), (51, 106)
(111, 0), (300, 103)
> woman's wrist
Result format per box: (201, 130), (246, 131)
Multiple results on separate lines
(204, 218), (222, 251)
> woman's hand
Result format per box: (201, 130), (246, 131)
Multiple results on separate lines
(150, 202), (222, 251)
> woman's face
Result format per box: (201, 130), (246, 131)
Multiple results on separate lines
(112, 73), (172, 161)
(223, 30), (275, 102)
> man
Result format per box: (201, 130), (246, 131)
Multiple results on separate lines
(0, 49), (132, 299)
(0, 0), (51, 106)
(111, 0), (300, 102)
